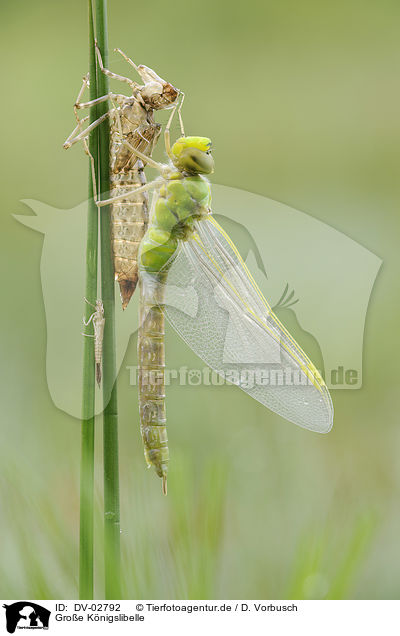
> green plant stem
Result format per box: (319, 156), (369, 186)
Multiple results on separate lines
(79, 0), (98, 600)
(95, 0), (122, 599)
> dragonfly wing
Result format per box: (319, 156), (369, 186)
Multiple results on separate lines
(163, 217), (333, 433)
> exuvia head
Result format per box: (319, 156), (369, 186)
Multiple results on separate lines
(171, 137), (214, 174)
(136, 65), (179, 109)
(95, 300), (105, 316)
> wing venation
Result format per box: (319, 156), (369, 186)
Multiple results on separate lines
(162, 217), (333, 433)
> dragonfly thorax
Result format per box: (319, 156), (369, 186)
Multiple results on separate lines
(139, 173), (211, 273)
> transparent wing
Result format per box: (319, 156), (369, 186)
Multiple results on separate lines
(163, 217), (333, 433)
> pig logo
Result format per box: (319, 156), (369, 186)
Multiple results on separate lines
(2, 602), (50, 633)
(14, 185), (382, 418)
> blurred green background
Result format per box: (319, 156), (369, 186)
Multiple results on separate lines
(1, 0), (399, 599)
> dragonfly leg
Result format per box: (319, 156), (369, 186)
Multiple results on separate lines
(109, 94), (124, 138)
(73, 73), (90, 121)
(63, 72), (125, 150)
(114, 47), (139, 73)
(63, 70), (117, 151)
(177, 93), (185, 136)
(83, 312), (95, 327)
(96, 178), (161, 208)
(63, 75), (101, 200)
(114, 47), (175, 97)
(119, 137), (167, 174)
(63, 73), (91, 147)
(84, 297), (97, 308)
(164, 92), (185, 160)
(83, 137), (98, 202)
(64, 115), (90, 149)
(64, 107), (114, 202)
(67, 72), (127, 119)
(75, 91), (127, 111)
(63, 109), (114, 149)
(95, 41), (139, 91)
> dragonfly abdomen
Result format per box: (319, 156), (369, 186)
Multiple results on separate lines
(110, 163), (150, 309)
(138, 272), (169, 493)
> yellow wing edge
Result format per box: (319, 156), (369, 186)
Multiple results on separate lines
(198, 218), (331, 405)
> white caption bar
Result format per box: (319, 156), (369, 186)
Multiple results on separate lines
(1, 600), (397, 635)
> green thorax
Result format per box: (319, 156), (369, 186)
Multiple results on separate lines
(139, 173), (211, 273)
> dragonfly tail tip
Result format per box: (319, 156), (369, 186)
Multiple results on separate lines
(162, 475), (167, 496)
(119, 279), (137, 310)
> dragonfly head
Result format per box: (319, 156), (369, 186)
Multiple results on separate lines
(171, 136), (214, 174)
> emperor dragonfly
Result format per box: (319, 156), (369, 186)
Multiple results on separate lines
(99, 102), (334, 494)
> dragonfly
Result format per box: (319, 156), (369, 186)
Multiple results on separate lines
(82, 298), (105, 387)
(98, 101), (334, 494)
(64, 45), (180, 308)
